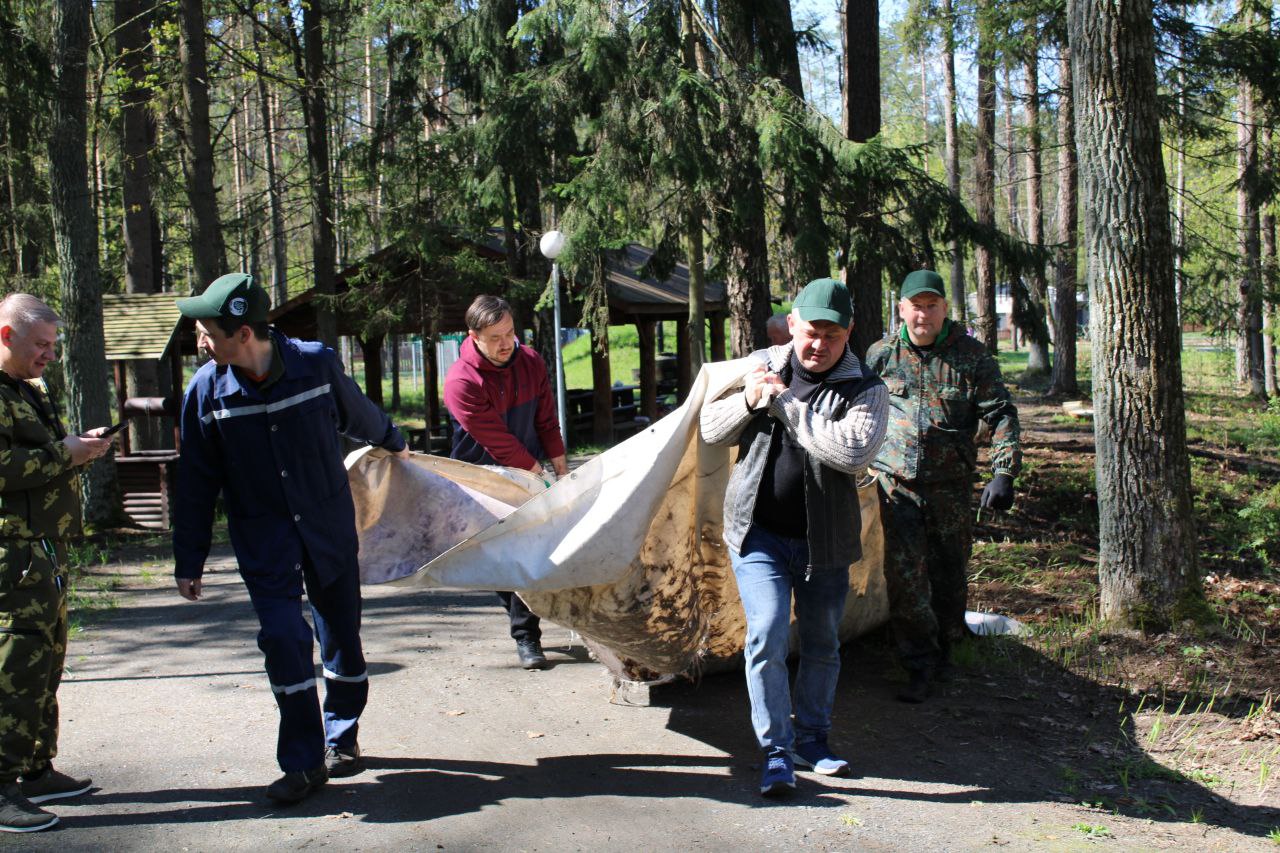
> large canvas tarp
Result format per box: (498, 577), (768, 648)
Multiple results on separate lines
(347, 357), (889, 680)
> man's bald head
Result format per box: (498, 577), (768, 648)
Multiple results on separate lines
(0, 294), (60, 335)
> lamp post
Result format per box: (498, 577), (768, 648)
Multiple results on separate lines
(539, 230), (569, 451)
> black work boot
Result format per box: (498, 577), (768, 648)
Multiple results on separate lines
(516, 639), (548, 669)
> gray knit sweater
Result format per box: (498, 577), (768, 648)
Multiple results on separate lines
(700, 343), (889, 570)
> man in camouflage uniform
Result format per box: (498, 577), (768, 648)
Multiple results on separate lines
(0, 294), (113, 832)
(866, 270), (1021, 704)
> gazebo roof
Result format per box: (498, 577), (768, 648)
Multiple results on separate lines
(603, 243), (727, 319)
(101, 293), (185, 361)
(267, 231), (728, 339)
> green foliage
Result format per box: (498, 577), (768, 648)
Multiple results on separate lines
(1236, 482), (1280, 570)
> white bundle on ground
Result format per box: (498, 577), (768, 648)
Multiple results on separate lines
(347, 358), (889, 679)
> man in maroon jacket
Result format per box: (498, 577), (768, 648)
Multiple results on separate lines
(444, 295), (568, 669)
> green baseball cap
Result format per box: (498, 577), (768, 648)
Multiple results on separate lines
(793, 277), (853, 327)
(175, 272), (270, 324)
(900, 269), (947, 300)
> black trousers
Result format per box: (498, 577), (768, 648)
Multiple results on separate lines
(495, 591), (541, 643)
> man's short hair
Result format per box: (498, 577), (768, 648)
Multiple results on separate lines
(465, 295), (513, 332)
(0, 294), (61, 335)
(213, 316), (270, 341)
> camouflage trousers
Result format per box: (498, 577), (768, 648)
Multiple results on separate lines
(876, 476), (973, 673)
(0, 538), (67, 783)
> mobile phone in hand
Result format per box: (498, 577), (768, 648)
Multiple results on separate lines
(84, 422), (126, 438)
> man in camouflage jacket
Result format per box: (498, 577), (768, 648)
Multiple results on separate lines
(865, 270), (1021, 704)
(0, 294), (113, 833)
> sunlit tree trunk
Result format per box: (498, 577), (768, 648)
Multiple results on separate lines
(717, 0), (772, 356)
(177, 0), (227, 289)
(973, 1), (998, 352)
(253, 16), (288, 304)
(1235, 0), (1265, 397)
(1022, 46), (1051, 373)
(759, 0), (829, 290)
(1049, 47), (1080, 398)
(49, 0), (118, 524)
(1069, 0), (1200, 628)
(941, 0), (965, 323)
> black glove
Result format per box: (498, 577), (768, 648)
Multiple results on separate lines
(979, 473), (1015, 511)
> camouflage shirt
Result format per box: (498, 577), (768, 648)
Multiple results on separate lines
(0, 373), (80, 541)
(865, 320), (1021, 484)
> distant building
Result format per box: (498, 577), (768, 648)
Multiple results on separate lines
(965, 283), (1089, 340)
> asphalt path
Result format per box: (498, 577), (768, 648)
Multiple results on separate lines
(5, 548), (1275, 852)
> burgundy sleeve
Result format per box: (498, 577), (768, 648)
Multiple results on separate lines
(444, 368), (540, 470)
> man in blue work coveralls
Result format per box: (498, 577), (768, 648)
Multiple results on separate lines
(172, 273), (409, 805)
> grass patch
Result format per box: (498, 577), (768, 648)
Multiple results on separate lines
(1071, 822), (1113, 839)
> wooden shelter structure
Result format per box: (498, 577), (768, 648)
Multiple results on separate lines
(267, 232), (729, 448)
(101, 293), (190, 528)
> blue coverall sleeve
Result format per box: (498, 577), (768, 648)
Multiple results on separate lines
(324, 351), (406, 452)
(172, 377), (224, 580)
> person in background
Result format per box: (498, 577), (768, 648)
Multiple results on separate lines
(444, 295), (568, 670)
(700, 278), (887, 796)
(765, 314), (790, 347)
(173, 273), (408, 804)
(866, 270), (1021, 704)
(0, 294), (112, 833)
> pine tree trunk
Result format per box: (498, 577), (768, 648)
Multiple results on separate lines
(841, 0), (880, 143)
(49, 0), (118, 525)
(717, 0), (772, 357)
(1235, 6), (1265, 398)
(177, 0), (227, 289)
(680, 0), (706, 378)
(973, 3), (998, 352)
(842, 0), (883, 358)
(1069, 0), (1200, 629)
(1048, 47), (1081, 398)
(117, 0), (170, 452)
(300, 0), (338, 347)
(758, 0), (829, 288)
(1002, 70), (1027, 355)
(253, 18), (288, 304)
(1263, 127), (1277, 398)
(941, 0), (965, 323)
(1022, 49), (1052, 373)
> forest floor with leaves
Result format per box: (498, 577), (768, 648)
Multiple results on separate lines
(958, 362), (1280, 839)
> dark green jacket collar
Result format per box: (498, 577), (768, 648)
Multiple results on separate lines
(899, 317), (954, 349)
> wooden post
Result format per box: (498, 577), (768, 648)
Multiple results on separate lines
(709, 313), (726, 362)
(425, 335), (440, 430)
(358, 334), (385, 407)
(113, 361), (130, 456)
(676, 318), (691, 403)
(169, 349), (183, 451)
(637, 318), (657, 420)
(591, 327), (612, 445)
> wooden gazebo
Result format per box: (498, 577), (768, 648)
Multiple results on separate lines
(101, 292), (189, 528)
(267, 232), (729, 447)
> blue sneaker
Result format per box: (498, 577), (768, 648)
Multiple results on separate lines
(793, 740), (850, 777)
(759, 749), (796, 796)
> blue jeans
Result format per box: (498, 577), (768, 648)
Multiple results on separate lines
(731, 525), (851, 753)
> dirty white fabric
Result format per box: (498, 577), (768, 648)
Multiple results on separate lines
(347, 357), (889, 678)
